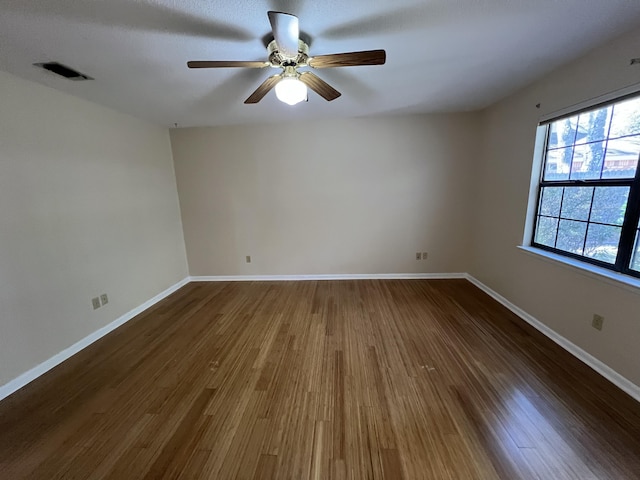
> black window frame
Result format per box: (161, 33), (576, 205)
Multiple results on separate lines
(531, 93), (640, 279)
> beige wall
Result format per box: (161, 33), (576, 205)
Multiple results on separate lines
(471, 28), (640, 386)
(171, 114), (480, 276)
(5, 24), (639, 398)
(0, 71), (188, 387)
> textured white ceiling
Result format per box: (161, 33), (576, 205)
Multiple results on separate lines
(1, 0), (640, 127)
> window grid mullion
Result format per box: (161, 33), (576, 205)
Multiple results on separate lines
(545, 130), (640, 151)
(567, 118), (580, 179)
(540, 178), (633, 188)
(581, 188), (597, 255)
(553, 187), (566, 249)
(596, 107), (615, 179)
(537, 215), (623, 229)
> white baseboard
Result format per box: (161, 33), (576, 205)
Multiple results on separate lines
(464, 274), (640, 403)
(0, 277), (190, 402)
(189, 273), (467, 282)
(4, 273), (637, 406)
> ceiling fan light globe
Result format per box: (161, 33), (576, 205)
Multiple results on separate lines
(275, 77), (307, 105)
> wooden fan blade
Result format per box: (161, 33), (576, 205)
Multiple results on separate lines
(268, 11), (299, 57)
(187, 61), (269, 69)
(244, 75), (281, 104)
(308, 50), (386, 68)
(298, 72), (341, 101)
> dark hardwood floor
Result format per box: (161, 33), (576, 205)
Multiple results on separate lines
(1, 279), (639, 479)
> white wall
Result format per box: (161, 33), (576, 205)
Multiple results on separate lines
(471, 28), (640, 386)
(0, 71), (188, 387)
(170, 114), (480, 276)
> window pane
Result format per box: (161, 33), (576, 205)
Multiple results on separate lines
(589, 187), (629, 226)
(602, 136), (640, 179)
(556, 219), (587, 255)
(631, 230), (640, 272)
(560, 187), (593, 221)
(539, 187), (563, 217)
(609, 96), (640, 138)
(536, 95), (640, 273)
(576, 106), (612, 144)
(584, 224), (621, 264)
(548, 116), (578, 149)
(544, 148), (572, 180)
(535, 216), (558, 247)
(570, 142), (606, 179)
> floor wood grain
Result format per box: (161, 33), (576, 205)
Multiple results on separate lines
(1, 279), (640, 479)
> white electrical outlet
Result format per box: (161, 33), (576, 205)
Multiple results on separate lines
(91, 297), (101, 310)
(422, 252), (428, 260)
(100, 294), (108, 306)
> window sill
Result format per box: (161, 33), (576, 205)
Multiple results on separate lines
(517, 245), (640, 295)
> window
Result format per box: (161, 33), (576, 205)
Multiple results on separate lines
(532, 94), (640, 278)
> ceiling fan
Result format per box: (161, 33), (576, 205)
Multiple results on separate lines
(187, 11), (386, 106)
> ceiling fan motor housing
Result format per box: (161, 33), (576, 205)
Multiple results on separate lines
(267, 39), (309, 68)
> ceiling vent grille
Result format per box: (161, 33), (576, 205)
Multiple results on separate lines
(33, 62), (93, 81)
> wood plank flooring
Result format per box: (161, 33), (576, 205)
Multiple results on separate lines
(1, 279), (640, 479)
